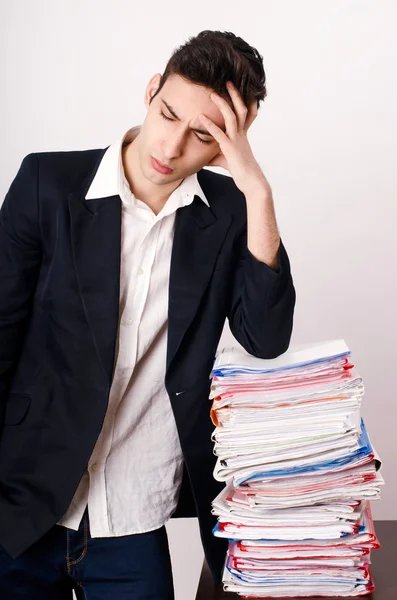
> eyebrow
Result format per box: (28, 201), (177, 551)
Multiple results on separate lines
(161, 99), (225, 137)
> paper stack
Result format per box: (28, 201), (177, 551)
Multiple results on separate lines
(210, 340), (383, 598)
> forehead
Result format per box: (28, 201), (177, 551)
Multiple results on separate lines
(159, 74), (231, 123)
(162, 74), (212, 100)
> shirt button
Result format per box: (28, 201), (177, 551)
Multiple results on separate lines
(127, 319), (133, 325)
(137, 268), (144, 275)
(91, 463), (98, 471)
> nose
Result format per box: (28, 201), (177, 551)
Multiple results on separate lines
(162, 131), (185, 160)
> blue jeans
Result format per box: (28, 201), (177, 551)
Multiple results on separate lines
(0, 507), (175, 599)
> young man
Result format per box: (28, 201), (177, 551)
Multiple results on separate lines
(0, 30), (295, 599)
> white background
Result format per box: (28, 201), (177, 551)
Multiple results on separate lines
(1, 1), (396, 598)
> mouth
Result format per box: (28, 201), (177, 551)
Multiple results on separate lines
(151, 156), (174, 175)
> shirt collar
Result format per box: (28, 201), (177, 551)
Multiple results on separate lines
(85, 125), (209, 210)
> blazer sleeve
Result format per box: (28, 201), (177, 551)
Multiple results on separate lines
(226, 229), (296, 359)
(0, 154), (42, 416)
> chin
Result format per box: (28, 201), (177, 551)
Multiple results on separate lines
(141, 164), (170, 185)
(139, 159), (159, 182)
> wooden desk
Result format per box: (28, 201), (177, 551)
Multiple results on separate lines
(195, 521), (396, 600)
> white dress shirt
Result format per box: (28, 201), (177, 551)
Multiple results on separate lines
(57, 126), (210, 537)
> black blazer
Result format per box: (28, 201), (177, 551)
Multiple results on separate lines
(0, 149), (295, 583)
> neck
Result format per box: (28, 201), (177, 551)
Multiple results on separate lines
(122, 135), (183, 213)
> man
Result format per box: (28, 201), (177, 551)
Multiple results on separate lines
(0, 30), (295, 599)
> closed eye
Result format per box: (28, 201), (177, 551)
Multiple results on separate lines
(159, 112), (212, 145)
(160, 111), (173, 122)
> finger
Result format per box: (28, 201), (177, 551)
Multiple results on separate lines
(209, 93), (238, 136)
(244, 99), (259, 132)
(198, 114), (229, 148)
(226, 81), (249, 131)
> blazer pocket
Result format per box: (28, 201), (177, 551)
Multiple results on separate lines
(3, 393), (32, 425)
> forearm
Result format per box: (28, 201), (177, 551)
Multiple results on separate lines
(245, 183), (280, 271)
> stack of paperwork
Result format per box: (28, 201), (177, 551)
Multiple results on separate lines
(210, 340), (383, 597)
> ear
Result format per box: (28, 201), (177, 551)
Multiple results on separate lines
(144, 73), (162, 109)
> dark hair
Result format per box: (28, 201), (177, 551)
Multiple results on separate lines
(150, 30), (267, 109)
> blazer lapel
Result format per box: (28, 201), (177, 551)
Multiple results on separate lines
(166, 195), (232, 375)
(69, 191), (122, 386)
